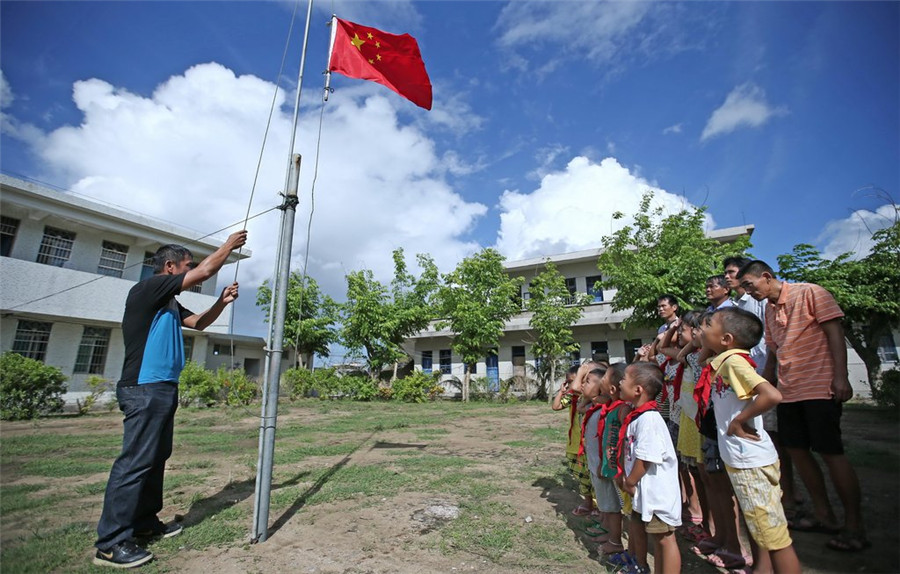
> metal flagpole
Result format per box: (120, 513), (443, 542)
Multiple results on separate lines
(250, 0), (315, 544)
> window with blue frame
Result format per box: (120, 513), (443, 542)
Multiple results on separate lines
(586, 274), (603, 303)
(421, 350), (433, 374)
(439, 349), (451, 374)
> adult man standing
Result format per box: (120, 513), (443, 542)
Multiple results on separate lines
(94, 230), (248, 568)
(705, 274), (734, 312)
(737, 260), (867, 553)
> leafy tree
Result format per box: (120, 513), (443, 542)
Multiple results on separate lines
(437, 248), (523, 402)
(342, 249), (440, 380)
(597, 192), (752, 329)
(777, 213), (900, 395)
(256, 273), (339, 370)
(525, 260), (590, 401)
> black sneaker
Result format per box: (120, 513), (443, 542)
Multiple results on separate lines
(134, 522), (183, 539)
(93, 541), (153, 568)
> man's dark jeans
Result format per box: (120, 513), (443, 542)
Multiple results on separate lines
(96, 382), (178, 551)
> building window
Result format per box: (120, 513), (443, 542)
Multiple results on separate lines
(877, 333), (899, 363)
(186, 283), (202, 294)
(439, 349), (452, 375)
(586, 274), (603, 303)
(74, 327), (111, 374)
(12, 320), (52, 362)
(1, 216), (20, 257)
(98, 240), (129, 278)
(141, 251), (156, 281)
(570, 349), (581, 367)
(183, 335), (194, 362)
(591, 341), (609, 361)
(624, 338), (644, 364)
(421, 350), (433, 374)
(564, 277), (577, 304)
(37, 226), (76, 267)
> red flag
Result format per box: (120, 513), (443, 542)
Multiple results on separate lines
(328, 18), (432, 110)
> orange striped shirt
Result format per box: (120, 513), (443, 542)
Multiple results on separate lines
(764, 282), (844, 403)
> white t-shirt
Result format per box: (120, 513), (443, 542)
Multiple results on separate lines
(709, 349), (778, 469)
(624, 410), (682, 526)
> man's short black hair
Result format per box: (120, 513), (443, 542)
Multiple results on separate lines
(736, 260), (776, 280)
(657, 294), (679, 307)
(567, 365), (580, 375)
(706, 274), (728, 289)
(626, 362), (664, 398)
(152, 244), (193, 274)
(723, 256), (752, 271)
(713, 307), (763, 349)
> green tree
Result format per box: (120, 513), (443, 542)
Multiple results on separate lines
(597, 192), (752, 329)
(342, 249), (440, 380)
(437, 248), (523, 402)
(777, 213), (900, 395)
(525, 260), (590, 401)
(256, 273), (339, 370)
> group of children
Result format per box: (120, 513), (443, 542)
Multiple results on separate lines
(555, 292), (802, 573)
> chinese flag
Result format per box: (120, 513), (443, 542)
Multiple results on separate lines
(329, 18), (432, 110)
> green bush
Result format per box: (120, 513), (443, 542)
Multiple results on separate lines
(345, 375), (379, 401)
(282, 367), (349, 399)
(179, 361), (218, 407)
(392, 370), (441, 403)
(215, 367), (258, 406)
(282, 367), (315, 400)
(0, 352), (67, 420)
(76, 375), (111, 415)
(873, 368), (900, 409)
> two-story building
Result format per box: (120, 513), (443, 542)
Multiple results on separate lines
(0, 174), (269, 403)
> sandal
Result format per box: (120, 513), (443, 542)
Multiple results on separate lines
(690, 538), (720, 556)
(788, 515), (840, 534)
(706, 549), (746, 570)
(584, 524), (608, 536)
(571, 504), (592, 516)
(826, 532), (871, 552)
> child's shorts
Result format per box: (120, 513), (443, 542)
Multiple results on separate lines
(702, 437), (725, 473)
(643, 513), (678, 534)
(725, 462), (793, 551)
(566, 452), (594, 496)
(593, 476), (622, 513)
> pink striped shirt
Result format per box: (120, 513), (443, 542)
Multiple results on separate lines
(764, 282), (844, 403)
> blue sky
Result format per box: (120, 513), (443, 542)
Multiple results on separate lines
(2, 1), (898, 347)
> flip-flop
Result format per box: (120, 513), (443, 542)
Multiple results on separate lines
(571, 504), (592, 516)
(690, 538), (720, 556)
(826, 533), (871, 553)
(705, 549), (746, 570)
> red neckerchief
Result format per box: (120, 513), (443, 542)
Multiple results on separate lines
(615, 400), (658, 479)
(660, 358), (685, 403)
(578, 402), (606, 456)
(693, 353), (756, 429)
(597, 399), (625, 449)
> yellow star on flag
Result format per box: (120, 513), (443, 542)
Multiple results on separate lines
(350, 33), (365, 50)
(366, 32), (373, 39)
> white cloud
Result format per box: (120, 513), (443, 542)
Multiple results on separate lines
(0, 70), (13, 109)
(495, 156), (712, 261)
(701, 82), (787, 141)
(528, 143), (569, 180)
(663, 123), (682, 135)
(492, 2), (703, 78)
(818, 204), (898, 260)
(10, 62), (487, 332)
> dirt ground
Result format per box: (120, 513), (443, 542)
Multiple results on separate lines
(1, 403), (898, 573)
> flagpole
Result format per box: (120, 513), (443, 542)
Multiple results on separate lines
(323, 15), (337, 102)
(251, 0), (315, 545)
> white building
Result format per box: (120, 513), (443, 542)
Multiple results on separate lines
(0, 174), (268, 402)
(405, 224), (890, 399)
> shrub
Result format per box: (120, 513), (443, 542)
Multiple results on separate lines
(76, 375), (111, 415)
(392, 370), (441, 403)
(873, 368), (900, 409)
(282, 367), (316, 400)
(216, 367), (259, 406)
(346, 375), (379, 401)
(469, 376), (494, 401)
(0, 352), (67, 420)
(179, 361), (218, 407)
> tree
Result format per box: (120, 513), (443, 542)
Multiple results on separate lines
(525, 260), (590, 402)
(777, 212), (900, 394)
(437, 248), (523, 402)
(597, 192), (752, 329)
(342, 249), (440, 380)
(256, 273), (339, 370)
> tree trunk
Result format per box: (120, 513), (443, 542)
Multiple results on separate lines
(845, 322), (884, 397)
(391, 361), (398, 383)
(463, 371), (470, 403)
(547, 360), (556, 406)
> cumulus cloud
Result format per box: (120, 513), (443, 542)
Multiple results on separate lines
(495, 156), (711, 261)
(8, 63), (487, 333)
(0, 70), (13, 108)
(818, 204), (898, 260)
(701, 82), (788, 141)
